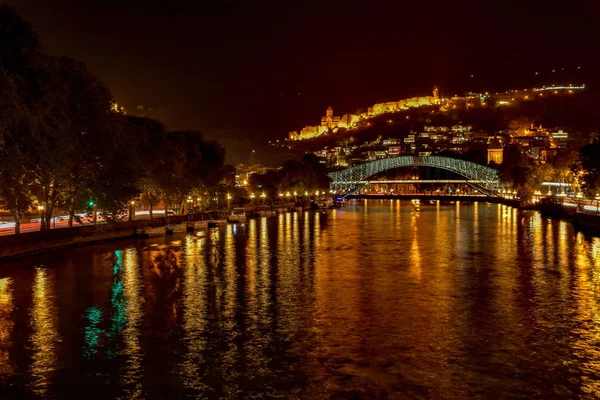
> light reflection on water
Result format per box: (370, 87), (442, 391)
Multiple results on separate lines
(29, 268), (60, 397)
(0, 277), (14, 376)
(0, 201), (600, 398)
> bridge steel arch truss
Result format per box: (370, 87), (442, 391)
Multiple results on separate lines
(329, 156), (506, 196)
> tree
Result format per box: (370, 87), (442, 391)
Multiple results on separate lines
(302, 153), (331, 189)
(164, 130), (226, 213)
(577, 140), (600, 196)
(498, 144), (526, 184)
(0, 5), (45, 233)
(33, 55), (127, 228)
(461, 148), (487, 165)
(0, 129), (34, 233)
(250, 170), (280, 201)
(0, 6), (232, 231)
(125, 116), (169, 219)
(278, 160), (317, 192)
(434, 149), (459, 159)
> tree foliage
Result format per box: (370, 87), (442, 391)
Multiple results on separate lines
(0, 6), (228, 232)
(577, 140), (600, 196)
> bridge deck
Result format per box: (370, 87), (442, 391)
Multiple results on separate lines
(340, 179), (482, 184)
(347, 194), (520, 205)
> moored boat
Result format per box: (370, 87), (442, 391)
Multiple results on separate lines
(228, 208), (246, 223)
(136, 226), (166, 238)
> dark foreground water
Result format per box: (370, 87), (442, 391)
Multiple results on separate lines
(1, 200), (600, 399)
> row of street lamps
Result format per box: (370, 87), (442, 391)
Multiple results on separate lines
(499, 189), (519, 200)
(126, 189), (335, 217)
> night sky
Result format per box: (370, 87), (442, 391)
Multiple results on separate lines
(11, 0), (600, 148)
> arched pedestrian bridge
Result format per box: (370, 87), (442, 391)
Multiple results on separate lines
(329, 156), (506, 196)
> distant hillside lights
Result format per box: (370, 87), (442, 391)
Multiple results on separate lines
(489, 84), (585, 107)
(288, 87), (441, 141)
(110, 102), (126, 114)
(288, 107), (360, 141)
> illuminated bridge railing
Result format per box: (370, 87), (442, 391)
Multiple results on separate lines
(329, 156), (506, 196)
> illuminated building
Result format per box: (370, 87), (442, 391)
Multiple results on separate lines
(551, 129), (569, 140)
(289, 87), (441, 141)
(388, 146), (401, 156)
(249, 149), (257, 166)
(321, 106), (340, 129)
(487, 138), (503, 165)
(369, 91), (438, 116)
(110, 102), (126, 114)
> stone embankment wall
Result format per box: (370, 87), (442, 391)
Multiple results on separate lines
(0, 219), (163, 262)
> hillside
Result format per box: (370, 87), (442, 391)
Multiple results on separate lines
(288, 89), (598, 152)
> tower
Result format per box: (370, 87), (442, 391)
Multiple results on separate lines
(433, 87), (439, 101)
(249, 149), (257, 166)
(326, 106), (333, 119)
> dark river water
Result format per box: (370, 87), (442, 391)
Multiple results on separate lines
(1, 200), (600, 399)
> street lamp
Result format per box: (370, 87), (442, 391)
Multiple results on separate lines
(576, 192), (584, 212)
(37, 205), (45, 230)
(250, 192), (256, 205)
(293, 191), (297, 203)
(186, 197), (193, 214)
(130, 200), (136, 221)
(260, 192), (266, 204)
(285, 192), (290, 202)
(88, 200), (97, 224)
(227, 193), (232, 209)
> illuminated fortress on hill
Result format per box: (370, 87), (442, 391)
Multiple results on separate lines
(288, 87), (441, 141)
